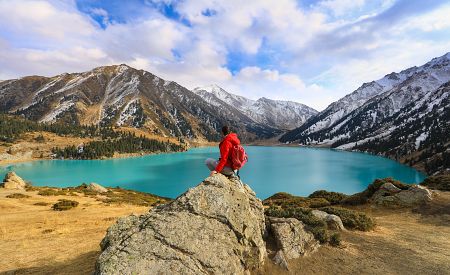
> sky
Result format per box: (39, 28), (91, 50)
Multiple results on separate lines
(1, 0), (450, 110)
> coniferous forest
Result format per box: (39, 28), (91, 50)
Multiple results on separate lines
(0, 114), (186, 159)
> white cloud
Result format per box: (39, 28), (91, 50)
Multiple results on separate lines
(0, 0), (449, 112)
(0, 0), (95, 41)
(395, 4), (450, 32)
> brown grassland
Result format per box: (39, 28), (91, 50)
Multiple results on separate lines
(0, 186), (449, 274)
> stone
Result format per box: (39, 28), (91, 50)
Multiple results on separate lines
(272, 250), (289, 270)
(380, 182), (402, 193)
(267, 217), (319, 260)
(87, 182), (108, 193)
(394, 185), (433, 206)
(372, 184), (433, 207)
(311, 210), (345, 230)
(95, 174), (267, 275)
(326, 214), (345, 230)
(1, 172), (26, 190)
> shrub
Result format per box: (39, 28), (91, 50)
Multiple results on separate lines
(329, 233), (341, 247)
(263, 192), (331, 208)
(98, 187), (171, 207)
(342, 178), (409, 205)
(6, 193), (30, 199)
(52, 199), (79, 211)
(308, 198), (331, 208)
(38, 188), (68, 196)
(420, 175), (450, 191)
(319, 206), (375, 231)
(24, 181), (37, 191)
(34, 202), (50, 206)
(309, 227), (329, 244)
(309, 190), (348, 204)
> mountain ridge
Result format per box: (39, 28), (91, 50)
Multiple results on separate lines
(193, 84), (318, 130)
(0, 65), (315, 142)
(280, 52), (450, 174)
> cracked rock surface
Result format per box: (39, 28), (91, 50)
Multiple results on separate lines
(95, 174), (267, 275)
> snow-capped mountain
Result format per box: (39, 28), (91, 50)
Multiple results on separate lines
(193, 84), (318, 130)
(280, 52), (450, 174)
(0, 65), (284, 142)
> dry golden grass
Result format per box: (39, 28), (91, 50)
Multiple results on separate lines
(257, 192), (450, 275)
(0, 188), (148, 274)
(0, 131), (96, 166)
(2, 188), (449, 274)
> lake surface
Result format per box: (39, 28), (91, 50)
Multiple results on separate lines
(0, 146), (426, 199)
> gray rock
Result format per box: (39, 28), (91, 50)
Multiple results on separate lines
(95, 174), (267, 275)
(272, 250), (289, 270)
(372, 184), (433, 207)
(87, 182), (108, 193)
(380, 182), (402, 193)
(311, 210), (345, 230)
(268, 217), (319, 259)
(1, 172), (26, 190)
(395, 185), (433, 206)
(326, 214), (345, 230)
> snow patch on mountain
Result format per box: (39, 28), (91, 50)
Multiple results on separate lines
(193, 85), (317, 130)
(40, 101), (75, 123)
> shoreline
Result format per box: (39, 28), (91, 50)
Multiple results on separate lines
(0, 141), (217, 167)
(1, 139), (429, 177)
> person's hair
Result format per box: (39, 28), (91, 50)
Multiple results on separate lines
(221, 125), (231, 135)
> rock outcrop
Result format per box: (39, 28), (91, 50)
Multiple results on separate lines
(372, 183), (433, 207)
(95, 174), (267, 275)
(87, 182), (108, 193)
(1, 172), (26, 190)
(267, 217), (319, 259)
(311, 210), (345, 230)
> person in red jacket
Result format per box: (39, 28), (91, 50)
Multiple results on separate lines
(205, 125), (240, 177)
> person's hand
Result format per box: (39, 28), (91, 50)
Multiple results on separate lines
(210, 171), (217, 177)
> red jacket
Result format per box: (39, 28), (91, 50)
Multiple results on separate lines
(215, 133), (240, 172)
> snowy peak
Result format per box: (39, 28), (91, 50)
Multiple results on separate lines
(280, 52), (450, 174)
(193, 85), (318, 130)
(193, 84), (254, 109)
(281, 52), (450, 142)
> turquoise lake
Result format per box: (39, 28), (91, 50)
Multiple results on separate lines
(0, 146), (426, 199)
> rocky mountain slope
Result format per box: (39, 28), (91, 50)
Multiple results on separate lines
(280, 53), (450, 174)
(0, 65), (292, 142)
(193, 84), (318, 130)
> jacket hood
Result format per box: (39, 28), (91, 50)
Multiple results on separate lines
(223, 132), (240, 145)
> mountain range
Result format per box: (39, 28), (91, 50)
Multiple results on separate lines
(280, 52), (450, 174)
(193, 84), (317, 130)
(0, 65), (317, 142)
(1, 53), (448, 174)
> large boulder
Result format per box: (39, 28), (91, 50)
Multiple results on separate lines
(87, 182), (108, 193)
(1, 172), (26, 190)
(311, 209), (345, 230)
(267, 217), (319, 260)
(95, 174), (267, 275)
(372, 183), (433, 207)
